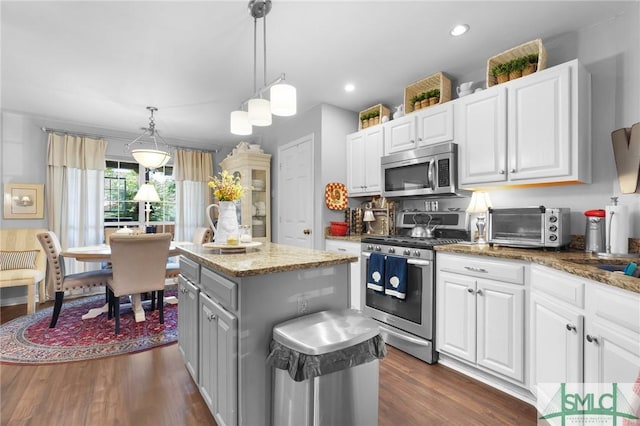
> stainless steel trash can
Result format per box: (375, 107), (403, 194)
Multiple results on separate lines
(267, 309), (386, 426)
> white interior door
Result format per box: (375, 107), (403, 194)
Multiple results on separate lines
(278, 134), (314, 249)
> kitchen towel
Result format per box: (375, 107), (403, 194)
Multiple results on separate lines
(606, 204), (629, 254)
(385, 256), (408, 300)
(367, 253), (385, 292)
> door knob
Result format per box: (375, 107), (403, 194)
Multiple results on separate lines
(303, 229), (311, 235)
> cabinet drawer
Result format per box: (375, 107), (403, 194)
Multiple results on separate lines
(200, 267), (238, 312)
(531, 265), (585, 309)
(180, 256), (200, 284)
(587, 283), (640, 334)
(437, 253), (525, 285)
(325, 239), (360, 255)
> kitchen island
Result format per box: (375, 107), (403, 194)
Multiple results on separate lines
(175, 242), (357, 426)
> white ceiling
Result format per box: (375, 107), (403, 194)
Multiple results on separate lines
(1, 1), (636, 150)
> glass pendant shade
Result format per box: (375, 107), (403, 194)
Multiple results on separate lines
(134, 183), (161, 202)
(230, 110), (252, 135)
(131, 149), (171, 169)
(248, 98), (272, 126)
(270, 83), (297, 116)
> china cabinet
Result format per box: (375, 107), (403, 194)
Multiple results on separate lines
(220, 151), (272, 242)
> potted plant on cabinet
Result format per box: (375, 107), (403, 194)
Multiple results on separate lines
(492, 63), (510, 84)
(523, 53), (539, 76)
(420, 92), (430, 109)
(410, 94), (421, 112)
(361, 112), (369, 129)
(428, 89), (441, 106)
(508, 56), (528, 81)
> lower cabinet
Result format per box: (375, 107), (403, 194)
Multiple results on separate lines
(530, 264), (640, 402)
(199, 292), (238, 426)
(178, 275), (199, 382)
(324, 239), (361, 309)
(436, 253), (526, 384)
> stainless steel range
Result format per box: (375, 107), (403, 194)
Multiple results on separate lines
(361, 211), (469, 363)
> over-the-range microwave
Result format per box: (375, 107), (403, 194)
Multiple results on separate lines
(381, 142), (467, 198)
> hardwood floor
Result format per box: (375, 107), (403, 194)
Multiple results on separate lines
(1, 302), (536, 425)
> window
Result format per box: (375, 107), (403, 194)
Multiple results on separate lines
(104, 160), (175, 229)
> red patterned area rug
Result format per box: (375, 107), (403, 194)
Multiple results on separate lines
(0, 290), (178, 365)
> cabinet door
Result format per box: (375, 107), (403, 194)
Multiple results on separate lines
(416, 103), (454, 147)
(436, 271), (476, 363)
(530, 292), (584, 398)
(476, 279), (525, 382)
(346, 132), (366, 194)
(384, 115), (416, 153)
(178, 276), (199, 383)
(363, 126), (384, 193)
(199, 293), (217, 415)
(212, 298), (238, 426)
(457, 86), (508, 186)
(507, 65), (571, 182)
(325, 239), (362, 309)
(584, 321), (640, 386)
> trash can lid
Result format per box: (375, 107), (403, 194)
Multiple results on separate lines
(272, 309), (380, 355)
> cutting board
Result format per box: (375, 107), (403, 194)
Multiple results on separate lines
(611, 122), (640, 193)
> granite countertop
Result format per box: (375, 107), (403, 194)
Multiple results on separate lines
(177, 242), (357, 278)
(435, 244), (640, 294)
(325, 235), (363, 242)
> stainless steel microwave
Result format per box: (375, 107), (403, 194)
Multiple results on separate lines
(381, 142), (466, 198)
(487, 206), (571, 248)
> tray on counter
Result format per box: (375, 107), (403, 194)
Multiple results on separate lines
(203, 241), (262, 253)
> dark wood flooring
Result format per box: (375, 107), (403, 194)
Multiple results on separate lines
(1, 302), (536, 425)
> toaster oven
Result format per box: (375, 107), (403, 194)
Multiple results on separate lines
(487, 206), (571, 248)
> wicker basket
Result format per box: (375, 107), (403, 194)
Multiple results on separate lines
(486, 39), (547, 87)
(403, 72), (452, 115)
(359, 104), (390, 130)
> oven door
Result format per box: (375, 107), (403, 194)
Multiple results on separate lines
(488, 208), (545, 247)
(361, 253), (433, 340)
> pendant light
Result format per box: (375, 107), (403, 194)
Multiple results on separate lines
(126, 106), (171, 169)
(230, 0), (296, 135)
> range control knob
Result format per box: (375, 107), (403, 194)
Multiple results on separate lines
(389, 248), (396, 254)
(367, 244), (373, 250)
(414, 250), (421, 257)
(375, 245), (381, 251)
(549, 216), (558, 223)
(549, 225), (558, 232)
(549, 235), (558, 241)
(403, 249), (411, 256)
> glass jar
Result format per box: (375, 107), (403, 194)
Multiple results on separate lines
(240, 225), (252, 243)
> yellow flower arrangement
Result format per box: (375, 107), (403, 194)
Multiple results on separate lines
(208, 170), (247, 201)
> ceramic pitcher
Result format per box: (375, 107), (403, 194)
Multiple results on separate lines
(207, 201), (239, 244)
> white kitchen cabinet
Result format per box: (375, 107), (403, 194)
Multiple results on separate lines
(530, 264), (640, 402)
(384, 103), (453, 154)
(436, 253), (526, 384)
(457, 59), (591, 188)
(199, 291), (238, 426)
(346, 126), (384, 195)
(220, 151), (272, 242)
(178, 275), (200, 383)
(324, 239), (361, 309)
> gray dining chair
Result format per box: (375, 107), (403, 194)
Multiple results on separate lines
(107, 233), (172, 334)
(37, 231), (113, 328)
(165, 227), (212, 281)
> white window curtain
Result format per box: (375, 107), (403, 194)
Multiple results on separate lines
(46, 132), (107, 298)
(173, 149), (213, 242)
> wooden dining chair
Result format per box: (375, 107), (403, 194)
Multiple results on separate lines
(107, 233), (172, 334)
(37, 231), (113, 328)
(165, 227), (212, 281)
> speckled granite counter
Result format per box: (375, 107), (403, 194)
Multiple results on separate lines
(177, 241), (357, 277)
(325, 235), (363, 242)
(435, 243), (640, 294)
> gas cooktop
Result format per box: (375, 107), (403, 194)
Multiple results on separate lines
(361, 233), (468, 249)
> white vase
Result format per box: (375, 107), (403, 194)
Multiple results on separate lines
(207, 201), (239, 244)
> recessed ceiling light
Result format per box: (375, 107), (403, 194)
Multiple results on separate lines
(450, 24), (469, 36)
(344, 83), (355, 92)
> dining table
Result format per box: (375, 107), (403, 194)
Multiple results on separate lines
(61, 241), (187, 322)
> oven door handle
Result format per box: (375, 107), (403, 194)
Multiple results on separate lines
(407, 259), (431, 266)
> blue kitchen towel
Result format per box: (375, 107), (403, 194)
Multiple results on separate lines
(367, 253), (385, 292)
(385, 256), (408, 300)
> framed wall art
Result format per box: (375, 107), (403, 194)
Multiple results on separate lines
(3, 183), (44, 219)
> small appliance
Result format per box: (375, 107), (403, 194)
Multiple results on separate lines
(487, 206), (571, 249)
(584, 209), (605, 253)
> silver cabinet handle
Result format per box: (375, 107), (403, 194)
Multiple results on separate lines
(467, 288), (474, 294)
(464, 266), (488, 273)
(476, 289), (483, 296)
(207, 313), (216, 321)
(510, 168), (516, 173)
(586, 334), (599, 344)
(499, 169), (505, 175)
(566, 324), (577, 333)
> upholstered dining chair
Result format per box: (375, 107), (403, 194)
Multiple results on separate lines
(37, 231), (113, 328)
(107, 233), (172, 334)
(165, 227), (212, 281)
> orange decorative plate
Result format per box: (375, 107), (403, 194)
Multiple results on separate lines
(325, 182), (348, 210)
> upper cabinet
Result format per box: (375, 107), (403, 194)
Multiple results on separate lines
(384, 103), (454, 154)
(457, 59), (591, 188)
(346, 125), (384, 196)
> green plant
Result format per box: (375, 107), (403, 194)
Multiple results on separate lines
(491, 62), (510, 77)
(430, 89), (440, 99)
(410, 95), (420, 104)
(527, 53), (539, 64)
(510, 56), (528, 72)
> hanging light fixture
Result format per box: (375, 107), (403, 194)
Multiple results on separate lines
(126, 106), (171, 169)
(230, 0), (296, 135)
